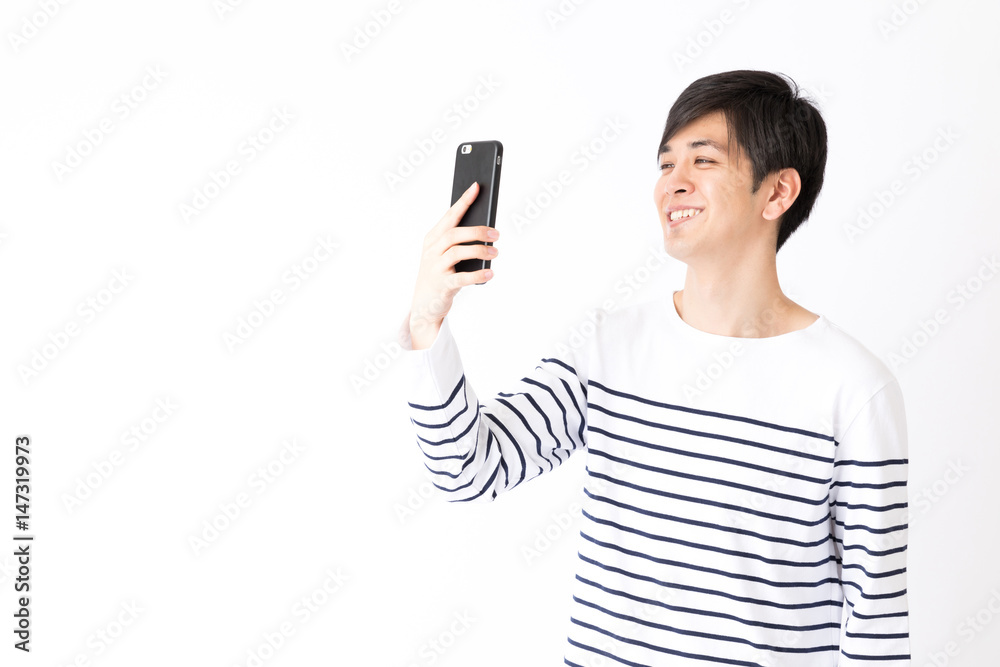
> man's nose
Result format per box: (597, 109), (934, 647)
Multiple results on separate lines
(662, 182), (688, 199)
(661, 165), (691, 196)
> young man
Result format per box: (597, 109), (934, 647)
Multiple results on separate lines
(399, 70), (909, 665)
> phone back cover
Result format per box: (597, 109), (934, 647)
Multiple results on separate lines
(450, 140), (502, 274)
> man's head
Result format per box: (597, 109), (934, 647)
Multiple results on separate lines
(654, 70), (827, 257)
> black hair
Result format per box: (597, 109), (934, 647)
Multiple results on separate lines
(658, 70), (827, 253)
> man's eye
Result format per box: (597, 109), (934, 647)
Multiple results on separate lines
(659, 159), (712, 170)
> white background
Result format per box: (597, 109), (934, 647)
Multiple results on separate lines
(1, 0), (998, 665)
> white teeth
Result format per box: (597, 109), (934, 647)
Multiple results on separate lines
(669, 208), (701, 221)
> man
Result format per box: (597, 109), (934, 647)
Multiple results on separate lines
(398, 70), (909, 665)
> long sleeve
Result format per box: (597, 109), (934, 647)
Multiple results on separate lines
(398, 311), (590, 503)
(829, 378), (910, 663)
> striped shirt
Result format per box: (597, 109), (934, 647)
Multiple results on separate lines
(399, 292), (909, 665)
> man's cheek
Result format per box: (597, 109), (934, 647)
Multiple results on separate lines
(718, 180), (742, 198)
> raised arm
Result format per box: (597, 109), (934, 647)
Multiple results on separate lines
(400, 177), (593, 501)
(400, 313), (589, 502)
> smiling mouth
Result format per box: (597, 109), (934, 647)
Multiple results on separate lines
(667, 209), (703, 226)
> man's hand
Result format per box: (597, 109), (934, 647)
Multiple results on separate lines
(409, 181), (499, 350)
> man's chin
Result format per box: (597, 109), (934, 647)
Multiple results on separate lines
(662, 234), (687, 257)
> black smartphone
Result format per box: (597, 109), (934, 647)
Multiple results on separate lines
(450, 140), (502, 281)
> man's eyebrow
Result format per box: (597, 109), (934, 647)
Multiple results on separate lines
(658, 138), (728, 156)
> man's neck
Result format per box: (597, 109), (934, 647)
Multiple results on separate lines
(674, 253), (814, 338)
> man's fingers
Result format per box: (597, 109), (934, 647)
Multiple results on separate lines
(442, 240), (498, 269)
(432, 181), (479, 235)
(472, 268), (494, 285)
(447, 266), (493, 290)
(436, 223), (498, 254)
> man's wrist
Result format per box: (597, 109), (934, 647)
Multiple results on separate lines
(409, 316), (443, 351)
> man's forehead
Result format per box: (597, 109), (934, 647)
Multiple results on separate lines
(659, 111), (732, 156)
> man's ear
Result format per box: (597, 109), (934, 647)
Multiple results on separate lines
(761, 168), (802, 221)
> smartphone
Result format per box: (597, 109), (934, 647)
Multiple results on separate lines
(450, 140), (502, 281)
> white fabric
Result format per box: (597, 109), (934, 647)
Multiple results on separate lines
(398, 292), (909, 665)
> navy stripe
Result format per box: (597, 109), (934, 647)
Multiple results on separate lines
(580, 530), (840, 589)
(417, 416), (482, 466)
(843, 562), (907, 580)
(587, 468), (830, 527)
(577, 552), (840, 611)
(846, 630), (909, 639)
(834, 458), (908, 467)
(483, 412), (528, 484)
(418, 449), (471, 462)
(428, 432), (495, 494)
(833, 536), (907, 557)
(496, 396), (550, 473)
(569, 617), (769, 667)
(831, 500), (909, 512)
(576, 574), (840, 632)
(587, 468), (830, 528)
(588, 447), (828, 507)
(590, 401), (834, 465)
(589, 378), (835, 444)
(522, 377), (575, 448)
(445, 437), (501, 502)
(841, 580), (907, 601)
(840, 649), (911, 661)
(415, 401), (478, 447)
(831, 480), (907, 490)
(833, 518), (908, 535)
(565, 639), (656, 667)
(582, 507), (837, 569)
(422, 443), (478, 479)
(852, 609), (909, 620)
(410, 378), (470, 429)
(500, 388), (567, 467)
(584, 488), (832, 549)
(589, 424), (832, 485)
(559, 376), (587, 445)
(408, 374), (464, 411)
(542, 357), (587, 398)
(574, 594), (839, 653)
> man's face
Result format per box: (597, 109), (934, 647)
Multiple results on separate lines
(654, 110), (771, 263)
